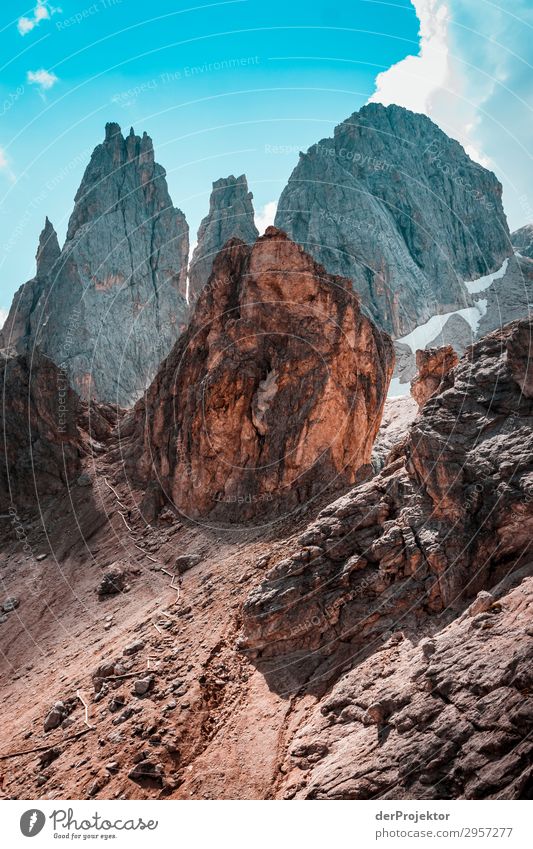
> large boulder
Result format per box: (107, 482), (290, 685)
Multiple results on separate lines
(130, 227), (394, 523)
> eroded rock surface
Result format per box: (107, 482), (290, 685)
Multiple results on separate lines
(478, 254), (533, 338)
(241, 318), (533, 689)
(411, 346), (459, 408)
(275, 103), (510, 336)
(279, 575), (533, 799)
(129, 227), (394, 523)
(187, 174), (258, 302)
(0, 350), (116, 511)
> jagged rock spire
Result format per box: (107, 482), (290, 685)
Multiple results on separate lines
(187, 174), (258, 301)
(35, 217), (60, 278)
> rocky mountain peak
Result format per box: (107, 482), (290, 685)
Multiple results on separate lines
(0, 218), (60, 351)
(276, 102), (511, 337)
(0, 123), (190, 407)
(187, 173), (259, 301)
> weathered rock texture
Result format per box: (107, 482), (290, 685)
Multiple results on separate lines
(411, 345), (458, 408)
(0, 351), (114, 511)
(2, 124), (189, 407)
(0, 351), (80, 510)
(0, 218), (60, 352)
(130, 227), (394, 523)
(275, 103), (510, 336)
(278, 574), (533, 799)
(241, 317), (533, 689)
(512, 224), (533, 259)
(187, 174), (258, 302)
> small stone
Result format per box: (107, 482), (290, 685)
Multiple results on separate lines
(420, 638), (436, 658)
(2, 597), (19, 612)
(108, 694), (126, 713)
(128, 759), (163, 785)
(362, 703), (386, 726)
(133, 675), (154, 696)
(105, 761), (120, 773)
(97, 567), (128, 597)
(36, 553), (48, 561)
(123, 640), (145, 656)
(468, 591), (495, 617)
(39, 746), (62, 768)
(174, 554), (202, 574)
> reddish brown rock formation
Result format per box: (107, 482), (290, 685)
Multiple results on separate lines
(0, 350), (116, 511)
(130, 227), (394, 523)
(241, 318), (533, 689)
(411, 345), (459, 408)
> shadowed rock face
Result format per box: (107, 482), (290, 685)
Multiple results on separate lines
(0, 351), (81, 510)
(1, 123), (189, 407)
(240, 318), (533, 690)
(0, 351), (114, 511)
(275, 103), (510, 336)
(278, 574), (533, 800)
(0, 218), (60, 353)
(187, 174), (258, 302)
(130, 227), (394, 524)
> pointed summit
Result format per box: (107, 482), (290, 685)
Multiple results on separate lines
(187, 174), (258, 301)
(35, 217), (60, 278)
(1, 123), (189, 406)
(0, 220), (58, 351)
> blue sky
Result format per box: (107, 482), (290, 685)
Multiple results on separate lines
(0, 0), (532, 318)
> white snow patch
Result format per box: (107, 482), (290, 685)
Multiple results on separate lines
(396, 301), (487, 355)
(465, 257), (509, 295)
(0, 307), (8, 331)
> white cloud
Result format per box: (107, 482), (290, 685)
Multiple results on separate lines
(255, 201), (277, 234)
(27, 68), (59, 92)
(367, 0), (494, 166)
(368, 0), (533, 229)
(17, 1), (60, 36)
(0, 308), (8, 331)
(369, 0), (451, 115)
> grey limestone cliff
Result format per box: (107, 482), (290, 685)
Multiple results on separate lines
(2, 123), (189, 407)
(512, 224), (533, 259)
(275, 103), (511, 336)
